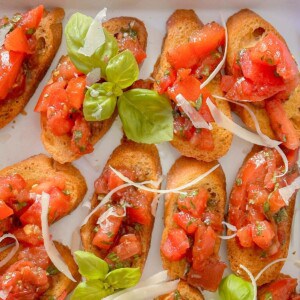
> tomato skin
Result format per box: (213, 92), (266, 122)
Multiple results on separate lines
(0, 200), (13, 220)
(66, 76), (86, 110)
(237, 225), (254, 248)
(161, 228), (190, 261)
(252, 220), (275, 250)
(19, 5), (44, 32)
(4, 27), (30, 54)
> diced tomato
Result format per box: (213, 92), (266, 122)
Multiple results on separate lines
(221, 75), (236, 93)
(265, 98), (300, 150)
(53, 58), (83, 82)
(157, 69), (176, 94)
(285, 148), (299, 168)
(18, 246), (50, 269)
(131, 79), (153, 90)
(173, 114), (195, 139)
(70, 116), (93, 154)
(260, 278), (298, 300)
(269, 190), (286, 213)
(48, 187), (70, 222)
(19, 5), (44, 32)
(247, 184), (269, 207)
(34, 81), (67, 112)
(161, 228), (190, 261)
(0, 48), (24, 101)
(30, 174), (66, 194)
(0, 200), (13, 220)
(111, 234), (142, 261)
(0, 174), (27, 201)
(192, 225), (216, 270)
(57, 290), (68, 300)
(107, 171), (125, 191)
(201, 211), (223, 233)
(189, 129), (214, 150)
(0, 218), (12, 236)
(4, 27), (30, 54)
(118, 36), (146, 64)
(236, 225), (254, 248)
(187, 257), (226, 292)
(13, 225), (43, 246)
(173, 212), (199, 234)
(66, 76), (86, 110)
(194, 51), (222, 79)
(92, 206), (125, 250)
(252, 220), (275, 250)
(177, 188), (208, 218)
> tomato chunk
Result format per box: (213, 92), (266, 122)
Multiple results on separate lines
(66, 76), (86, 110)
(0, 200), (13, 220)
(4, 27), (30, 54)
(118, 36), (146, 64)
(173, 212), (199, 234)
(237, 225), (253, 248)
(13, 225), (43, 246)
(18, 246), (50, 269)
(19, 5), (44, 32)
(252, 220), (275, 250)
(53, 58), (83, 82)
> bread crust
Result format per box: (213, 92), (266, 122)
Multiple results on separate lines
(161, 157), (226, 285)
(227, 146), (296, 286)
(0, 7), (65, 129)
(152, 9), (232, 162)
(80, 138), (162, 271)
(40, 17), (148, 164)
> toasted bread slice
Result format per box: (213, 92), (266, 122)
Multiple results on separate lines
(0, 7), (64, 129)
(161, 157), (226, 284)
(226, 9), (300, 140)
(0, 241), (81, 299)
(0, 154), (87, 224)
(81, 138), (161, 271)
(40, 17), (148, 164)
(152, 9), (232, 162)
(227, 146), (296, 286)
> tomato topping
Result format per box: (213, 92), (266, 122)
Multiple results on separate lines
(30, 175), (66, 194)
(161, 228), (190, 261)
(0, 174), (27, 201)
(157, 69), (176, 94)
(92, 205), (125, 250)
(66, 76), (86, 110)
(173, 212), (199, 234)
(189, 128), (214, 150)
(13, 225), (43, 246)
(18, 246), (50, 269)
(53, 58), (83, 82)
(4, 27), (30, 54)
(19, 5), (44, 32)
(236, 224), (254, 248)
(252, 220), (275, 250)
(0, 200), (13, 220)
(177, 188), (208, 218)
(110, 234), (142, 261)
(265, 98), (300, 150)
(268, 190), (286, 213)
(118, 36), (146, 64)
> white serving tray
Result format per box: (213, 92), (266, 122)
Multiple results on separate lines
(0, 0), (299, 298)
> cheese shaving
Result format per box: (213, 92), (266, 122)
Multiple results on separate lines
(41, 192), (76, 282)
(78, 8), (107, 56)
(278, 176), (300, 205)
(97, 205), (126, 232)
(200, 16), (228, 89)
(0, 288), (11, 300)
(0, 234), (19, 268)
(219, 233), (237, 240)
(176, 94), (213, 130)
(219, 222), (237, 239)
(0, 24), (13, 47)
(239, 264), (257, 300)
(222, 221), (237, 232)
(86, 68), (101, 86)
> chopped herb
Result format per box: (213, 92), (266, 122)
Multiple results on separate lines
(266, 58), (274, 65)
(79, 146), (86, 153)
(249, 199), (255, 205)
(26, 28), (35, 35)
(107, 252), (119, 262)
(195, 95), (203, 111)
(260, 251), (267, 258)
(106, 231), (114, 238)
(263, 201), (270, 213)
(207, 198), (217, 208)
(8, 184), (13, 191)
(282, 135), (287, 143)
(190, 200), (196, 209)
(188, 190), (199, 197)
(196, 128), (202, 134)
(179, 193), (187, 199)
(93, 226), (99, 233)
(255, 222), (264, 236)
(11, 14), (22, 23)
(236, 178), (243, 186)
(62, 189), (71, 195)
(16, 201), (27, 210)
(174, 290), (181, 300)
(164, 70), (170, 76)
(48, 297), (55, 300)
(121, 24), (137, 38)
(201, 65), (210, 77)
(46, 265), (59, 276)
(74, 130), (82, 142)
(134, 223), (142, 232)
(274, 208), (288, 224)
(274, 70), (280, 77)
(264, 292), (273, 300)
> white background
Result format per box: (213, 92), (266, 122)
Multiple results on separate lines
(0, 0), (299, 298)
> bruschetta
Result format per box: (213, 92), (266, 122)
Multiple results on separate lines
(227, 146), (299, 286)
(35, 16), (148, 164)
(152, 9), (232, 162)
(160, 156), (226, 292)
(223, 9), (300, 149)
(0, 5), (64, 129)
(0, 154), (87, 245)
(80, 138), (161, 271)
(0, 241), (80, 299)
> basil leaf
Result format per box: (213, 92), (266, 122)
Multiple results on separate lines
(105, 268), (141, 289)
(106, 50), (139, 89)
(71, 280), (114, 300)
(83, 83), (118, 121)
(218, 274), (254, 300)
(74, 251), (109, 280)
(118, 89), (173, 143)
(65, 13), (118, 75)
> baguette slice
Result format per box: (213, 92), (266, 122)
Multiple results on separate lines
(0, 7), (64, 129)
(41, 17), (148, 164)
(227, 146), (296, 286)
(226, 9), (300, 140)
(81, 138), (161, 271)
(0, 242), (81, 299)
(161, 156), (226, 292)
(0, 154), (87, 224)
(152, 9), (232, 162)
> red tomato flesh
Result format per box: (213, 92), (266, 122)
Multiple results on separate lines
(173, 211), (199, 234)
(118, 36), (146, 64)
(252, 220), (275, 250)
(4, 27), (30, 54)
(19, 5), (44, 32)
(261, 278), (298, 300)
(0, 200), (13, 220)
(237, 224), (254, 248)
(13, 225), (43, 246)
(66, 76), (86, 110)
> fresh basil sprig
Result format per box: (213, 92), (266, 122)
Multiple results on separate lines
(218, 274), (254, 300)
(71, 251), (141, 300)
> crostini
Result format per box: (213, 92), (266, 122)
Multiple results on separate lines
(35, 15), (148, 164)
(0, 241), (80, 299)
(81, 138), (161, 271)
(227, 146), (299, 286)
(152, 9), (232, 162)
(223, 9), (300, 149)
(0, 5), (64, 129)
(0, 154), (87, 245)
(160, 156), (226, 292)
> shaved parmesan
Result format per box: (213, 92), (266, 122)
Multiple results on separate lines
(278, 176), (300, 205)
(219, 233), (237, 240)
(0, 234), (19, 268)
(239, 264), (257, 300)
(0, 288), (10, 300)
(41, 192), (76, 282)
(222, 221), (237, 232)
(86, 68), (101, 86)
(0, 24), (12, 47)
(176, 94), (213, 130)
(200, 16), (228, 89)
(219, 221), (237, 239)
(97, 205), (126, 232)
(78, 8), (107, 56)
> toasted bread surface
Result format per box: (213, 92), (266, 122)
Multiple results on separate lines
(81, 138), (161, 271)
(40, 17), (148, 164)
(227, 146), (296, 286)
(161, 156), (226, 280)
(0, 7), (64, 129)
(152, 9), (232, 162)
